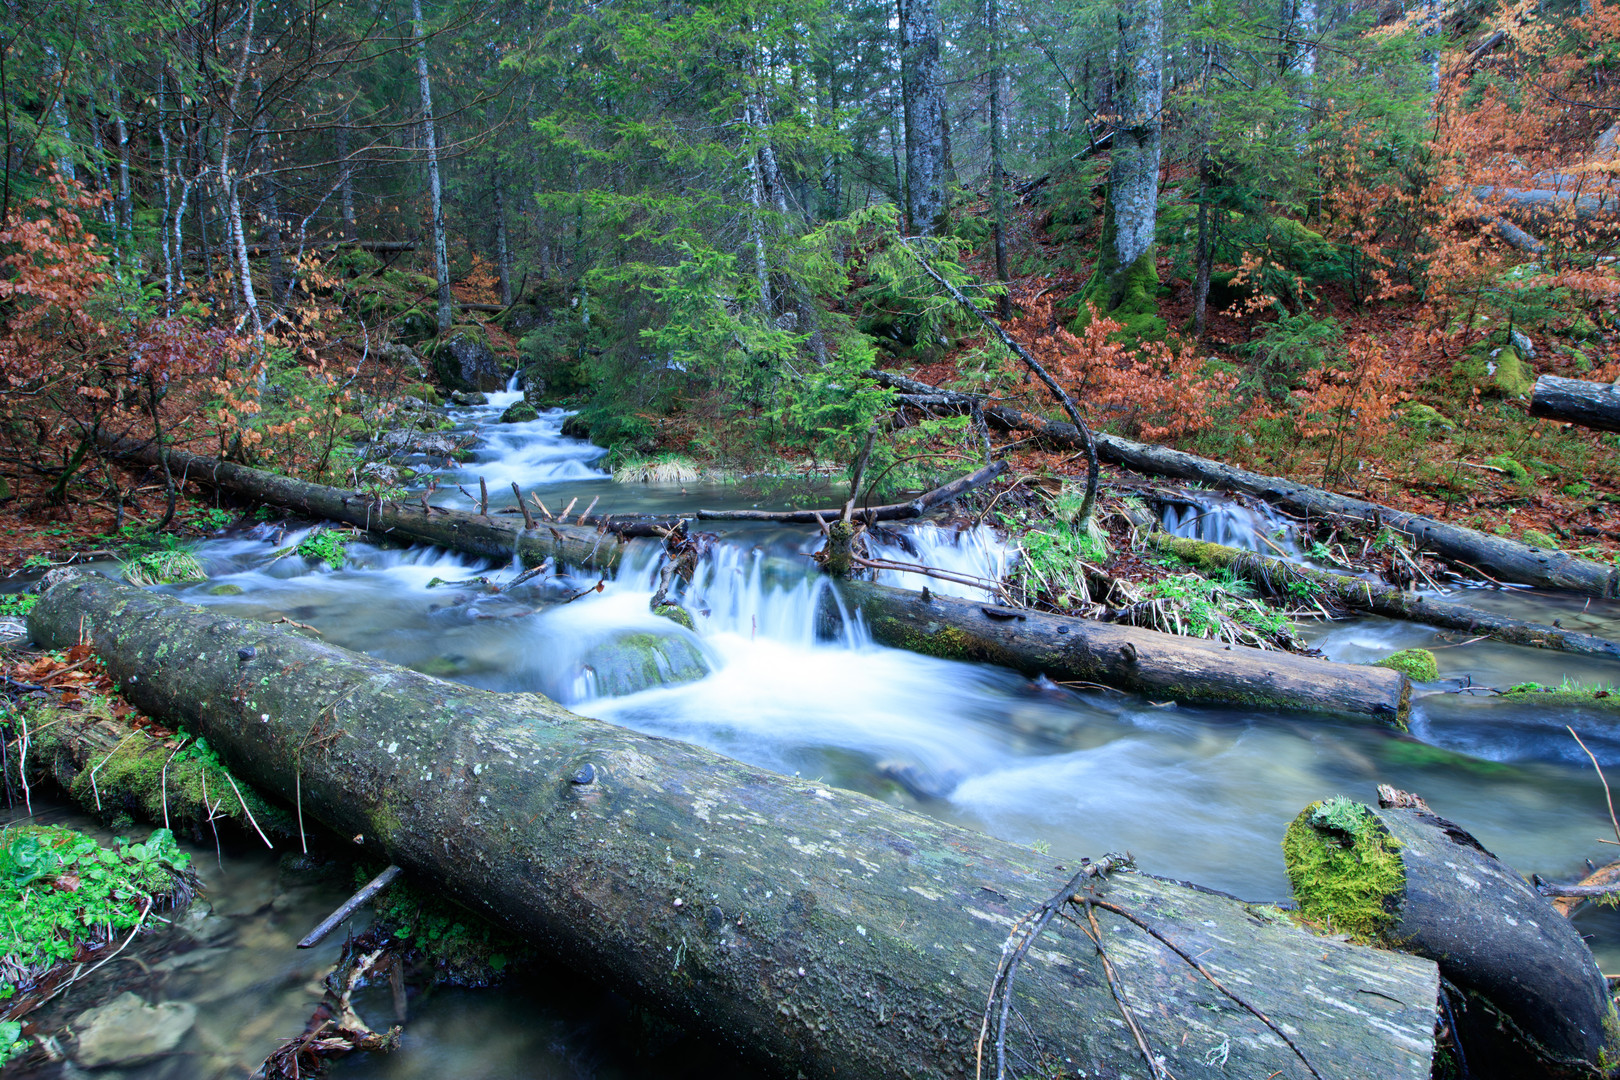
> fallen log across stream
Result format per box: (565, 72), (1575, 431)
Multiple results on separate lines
(1148, 534), (1620, 661)
(107, 438), (1409, 720)
(836, 581), (1411, 723)
(29, 573), (1442, 1080)
(872, 371), (1620, 597)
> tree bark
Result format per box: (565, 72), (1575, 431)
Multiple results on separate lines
(898, 0), (947, 234)
(865, 371), (1620, 597)
(494, 182), (514, 306)
(1530, 374), (1620, 434)
(28, 573), (1442, 1080)
(1107, 0), (1162, 280)
(412, 0), (453, 336)
(837, 580), (1410, 722)
(338, 100), (359, 243)
(987, 0), (1010, 319)
(1149, 533), (1620, 660)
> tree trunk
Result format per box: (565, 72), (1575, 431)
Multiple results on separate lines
(412, 0), (453, 336)
(898, 0), (947, 234)
(864, 371), (1620, 597)
(1104, 0), (1162, 299)
(28, 573), (1442, 1080)
(338, 101), (359, 243)
(987, 0), (1010, 319)
(220, 0), (265, 347)
(1192, 154), (1213, 338)
(1149, 533), (1620, 660)
(1530, 373), (1620, 434)
(837, 580), (1410, 722)
(494, 182), (513, 306)
(44, 45), (76, 183)
(1287, 791), (1614, 1074)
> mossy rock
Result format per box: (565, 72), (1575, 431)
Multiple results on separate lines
(207, 583), (245, 596)
(581, 631), (709, 697)
(1570, 316), (1600, 342)
(404, 382), (443, 407)
(653, 603), (695, 631)
(1484, 454), (1532, 487)
(1281, 797), (1405, 942)
(498, 400), (540, 424)
(1453, 346), (1536, 399)
(1371, 648), (1439, 682)
(1400, 403), (1455, 432)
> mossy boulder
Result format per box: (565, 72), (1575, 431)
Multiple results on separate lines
(1281, 797), (1405, 942)
(581, 631), (708, 697)
(1400, 402), (1455, 432)
(207, 583), (245, 596)
(432, 328), (504, 393)
(403, 382), (443, 407)
(1371, 648), (1439, 683)
(498, 400), (540, 424)
(450, 390), (489, 406)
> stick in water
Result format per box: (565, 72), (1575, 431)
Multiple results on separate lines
(298, 864), (404, 949)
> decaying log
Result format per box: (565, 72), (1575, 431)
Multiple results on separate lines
(1288, 790), (1614, 1077)
(696, 460), (1008, 523)
(104, 437), (627, 570)
(29, 573), (1441, 1080)
(1547, 862), (1620, 919)
(1531, 374), (1620, 435)
(869, 371), (1620, 597)
(835, 580), (1411, 723)
(1149, 533), (1620, 660)
(1473, 185), (1618, 226)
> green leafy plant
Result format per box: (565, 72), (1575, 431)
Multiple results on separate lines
(0, 594), (36, 617)
(296, 528), (352, 569)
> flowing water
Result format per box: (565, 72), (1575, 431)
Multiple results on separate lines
(16, 389), (1620, 1075)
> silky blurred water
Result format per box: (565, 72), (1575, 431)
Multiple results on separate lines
(57, 390), (1620, 1075)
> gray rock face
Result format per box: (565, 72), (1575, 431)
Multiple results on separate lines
(73, 992), (197, 1068)
(439, 332), (504, 392)
(375, 429), (473, 458)
(450, 390), (489, 406)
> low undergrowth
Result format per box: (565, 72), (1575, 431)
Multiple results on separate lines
(0, 824), (195, 1005)
(364, 869), (528, 985)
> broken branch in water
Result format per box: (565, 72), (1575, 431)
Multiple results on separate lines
(299, 864), (404, 949)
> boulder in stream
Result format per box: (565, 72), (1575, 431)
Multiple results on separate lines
(499, 400), (540, 424)
(434, 330), (505, 392)
(72, 992), (197, 1068)
(580, 630), (708, 697)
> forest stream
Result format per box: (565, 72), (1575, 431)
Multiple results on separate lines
(12, 390), (1620, 1078)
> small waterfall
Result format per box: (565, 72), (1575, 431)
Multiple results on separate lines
(866, 523), (1011, 600)
(506, 370), (521, 393)
(1158, 493), (1300, 556)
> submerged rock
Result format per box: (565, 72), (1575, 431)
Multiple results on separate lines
(73, 992), (197, 1067)
(581, 631), (708, 697)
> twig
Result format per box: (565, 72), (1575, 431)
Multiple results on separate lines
(298, 864), (403, 949)
(159, 737), (189, 831)
(1075, 903), (1166, 1079)
(271, 616), (322, 634)
(226, 771), (273, 849)
(29, 897), (152, 1013)
(1570, 726), (1620, 848)
(514, 484), (536, 529)
(578, 495), (599, 524)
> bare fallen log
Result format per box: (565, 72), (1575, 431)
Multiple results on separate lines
(29, 573), (1441, 1080)
(183, 239), (419, 260)
(1473, 184), (1618, 225)
(1149, 533), (1620, 660)
(1286, 788), (1615, 1075)
(869, 371), (1620, 596)
(836, 580), (1411, 723)
(1531, 374), (1620, 435)
(695, 460), (1007, 523)
(105, 437), (628, 571)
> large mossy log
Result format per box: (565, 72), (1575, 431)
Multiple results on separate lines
(1285, 793), (1616, 1077)
(1150, 534), (1620, 661)
(872, 371), (1620, 597)
(836, 580), (1411, 724)
(1531, 374), (1620, 435)
(108, 438), (627, 569)
(30, 573), (1441, 1080)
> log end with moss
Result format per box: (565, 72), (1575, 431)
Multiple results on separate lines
(1373, 648), (1440, 682)
(1286, 794), (1619, 1073)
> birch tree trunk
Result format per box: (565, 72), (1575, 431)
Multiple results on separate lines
(898, 0), (947, 234)
(220, 0), (265, 347)
(44, 45), (76, 182)
(987, 0), (1010, 319)
(494, 182), (513, 306)
(412, 0), (453, 336)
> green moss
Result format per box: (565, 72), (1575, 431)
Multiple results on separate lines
(0, 593), (36, 617)
(1281, 798), (1405, 942)
(653, 603), (695, 631)
(1500, 682), (1620, 711)
(1400, 403), (1455, 432)
(1072, 249), (1166, 342)
(1380, 739), (1511, 776)
(498, 400), (539, 424)
(207, 583), (245, 596)
(1519, 528), (1559, 551)
(1371, 648), (1439, 682)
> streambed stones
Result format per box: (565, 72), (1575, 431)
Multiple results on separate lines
(72, 992), (197, 1067)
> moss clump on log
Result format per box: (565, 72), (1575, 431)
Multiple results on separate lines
(1282, 797), (1404, 942)
(1373, 649), (1440, 683)
(1501, 682), (1620, 711)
